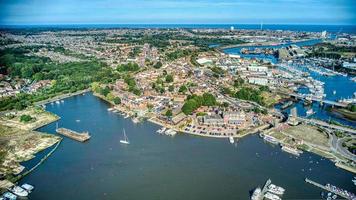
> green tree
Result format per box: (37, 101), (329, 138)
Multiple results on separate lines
(202, 92), (217, 106)
(178, 85), (188, 93)
(113, 97), (121, 105)
(20, 114), (33, 122)
(165, 109), (173, 117)
(182, 99), (198, 115)
(165, 74), (173, 83)
(153, 61), (162, 69)
(168, 85), (174, 92)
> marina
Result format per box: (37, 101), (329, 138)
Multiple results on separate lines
(305, 178), (356, 200)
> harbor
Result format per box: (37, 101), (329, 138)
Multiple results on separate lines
(17, 93), (356, 199)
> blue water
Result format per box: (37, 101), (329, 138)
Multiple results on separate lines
(18, 93), (355, 200)
(1, 24), (355, 34)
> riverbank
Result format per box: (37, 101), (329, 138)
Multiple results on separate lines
(0, 90), (91, 191)
(218, 38), (321, 50)
(263, 123), (356, 173)
(34, 89), (90, 106)
(330, 107), (356, 122)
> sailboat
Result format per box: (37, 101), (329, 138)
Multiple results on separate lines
(120, 129), (130, 144)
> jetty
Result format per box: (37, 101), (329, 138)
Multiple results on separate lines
(56, 127), (90, 142)
(305, 178), (355, 200)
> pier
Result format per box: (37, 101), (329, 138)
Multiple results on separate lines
(305, 178), (355, 200)
(56, 127), (90, 142)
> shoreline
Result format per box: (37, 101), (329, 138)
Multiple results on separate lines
(34, 89), (90, 106)
(218, 38), (321, 50)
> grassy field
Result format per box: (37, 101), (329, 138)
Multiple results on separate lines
(284, 124), (329, 148)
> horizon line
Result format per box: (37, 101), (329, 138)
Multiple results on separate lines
(0, 23), (355, 26)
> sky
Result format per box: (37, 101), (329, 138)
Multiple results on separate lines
(0, 0), (355, 25)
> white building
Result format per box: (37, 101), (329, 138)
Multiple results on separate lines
(248, 77), (268, 86)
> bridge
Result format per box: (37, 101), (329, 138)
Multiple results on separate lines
(297, 117), (356, 135)
(283, 92), (348, 108)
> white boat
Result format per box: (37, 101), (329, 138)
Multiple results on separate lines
(229, 136), (234, 144)
(21, 183), (34, 193)
(263, 135), (279, 145)
(120, 129), (130, 144)
(60, 100), (64, 103)
(55, 100), (60, 104)
(2, 192), (17, 200)
(281, 146), (302, 156)
(165, 129), (177, 136)
(251, 187), (262, 200)
(306, 109), (315, 116)
(132, 118), (139, 124)
(264, 192), (281, 200)
(267, 184), (285, 196)
(107, 108), (114, 111)
(10, 186), (28, 197)
(156, 127), (166, 134)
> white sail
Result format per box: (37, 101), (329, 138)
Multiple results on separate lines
(120, 129), (130, 144)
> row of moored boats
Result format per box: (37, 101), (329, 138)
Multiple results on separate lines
(1, 183), (34, 200)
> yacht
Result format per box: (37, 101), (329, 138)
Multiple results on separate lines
(306, 109), (315, 116)
(165, 129), (177, 136)
(2, 192), (17, 200)
(120, 129), (130, 144)
(10, 186), (28, 197)
(263, 135), (279, 145)
(264, 192), (282, 200)
(156, 127), (166, 134)
(267, 184), (285, 196)
(251, 187), (262, 200)
(21, 183), (34, 193)
(229, 136), (234, 144)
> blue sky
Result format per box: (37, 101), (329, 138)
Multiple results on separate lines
(0, 0), (355, 25)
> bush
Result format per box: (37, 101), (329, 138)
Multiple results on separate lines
(20, 114), (33, 122)
(113, 97), (121, 105)
(165, 109), (173, 117)
(165, 74), (174, 83)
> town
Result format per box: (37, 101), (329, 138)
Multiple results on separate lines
(0, 26), (356, 199)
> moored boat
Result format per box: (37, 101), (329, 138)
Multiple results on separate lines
(263, 135), (279, 145)
(229, 136), (234, 144)
(165, 129), (177, 136)
(264, 192), (281, 200)
(267, 184), (285, 196)
(2, 192), (17, 200)
(281, 145), (302, 156)
(251, 187), (262, 200)
(156, 127), (166, 134)
(21, 183), (34, 193)
(10, 186), (28, 197)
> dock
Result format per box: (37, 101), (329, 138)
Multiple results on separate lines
(56, 128), (90, 142)
(305, 178), (355, 200)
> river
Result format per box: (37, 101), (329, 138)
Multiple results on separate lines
(19, 93), (355, 200)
